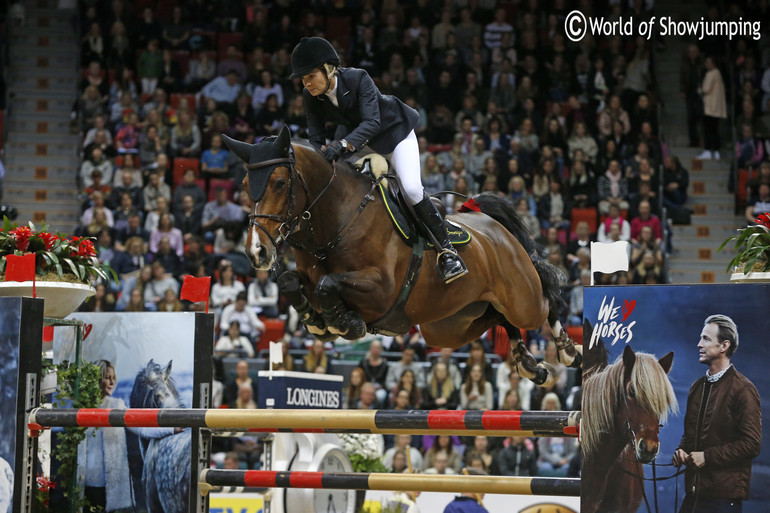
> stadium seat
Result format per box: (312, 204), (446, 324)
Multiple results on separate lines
(173, 157), (200, 187)
(172, 51), (191, 76)
(218, 32), (244, 56)
(170, 93), (197, 110)
(736, 168), (757, 212)
(257, 317), (285, 352)
(208, 178), (234, 201)
(570, 207), (598, 235)
(566, 325), (583, 346)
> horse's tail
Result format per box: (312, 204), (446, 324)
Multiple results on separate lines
(471, 193), (565, 311)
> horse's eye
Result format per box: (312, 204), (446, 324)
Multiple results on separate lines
(274, 179), (287, 190)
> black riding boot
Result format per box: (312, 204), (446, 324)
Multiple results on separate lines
(413, 197), (468, 283)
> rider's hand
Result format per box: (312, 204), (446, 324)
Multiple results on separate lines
(322, 140), (346, 162)
(688, 451), (706, 468)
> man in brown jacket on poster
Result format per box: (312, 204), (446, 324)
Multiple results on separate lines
(673, 314), (762, 513)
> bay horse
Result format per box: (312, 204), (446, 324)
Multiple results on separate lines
(223, 125), (581, 385)
(582, 322), (677, 513)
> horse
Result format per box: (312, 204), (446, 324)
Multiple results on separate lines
(0, 457), (12, 513)
(129, 360), (190, 513)
(581, 321), (677, 513)
(222, 125), (581, 386)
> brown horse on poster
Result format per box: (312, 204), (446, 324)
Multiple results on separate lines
(223, 125), (580, 385)
(581, 321), (678, 513)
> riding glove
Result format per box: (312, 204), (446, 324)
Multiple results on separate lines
(322, 140), (346, 162)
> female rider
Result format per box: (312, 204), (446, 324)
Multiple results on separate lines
(289, 37), (466, 283)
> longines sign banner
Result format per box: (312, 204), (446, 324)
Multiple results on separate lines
(258, 370), (343, 409)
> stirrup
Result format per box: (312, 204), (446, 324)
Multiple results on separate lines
(436, 249), (468, 284)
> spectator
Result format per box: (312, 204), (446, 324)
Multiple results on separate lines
(157, 287), (183, 312)
(152, 235), (184, 277)
(158, 48), (183, 93)
(496, 352), (535, 411)
(220, 292), (265, 342)
(303, 339), (330, 374)
(114, 212), (149, 251)
(568, 122), (598, 164)
(84, 128), (116, 160)
(630, 200), (662, 245)
(139, 123), (164, 168)
(142, 171), (171, 213)
(115, 112), (141, 154)
(500, 388), (523, 410)
(358, 340), (389, 404)
(385, 345), (427, 391)
(80, 147), (114, 188)
(185, 51), (216, 92)
(217, 45), (247, 82)
(390, 369), (422, 409)
(215, 320), (255, 358)
(162, 6), (190, 50)
(81, 190), (114, 226)
(124, 287), (146, 312)
(144, 195), (173, 233)
(568, 270), (591, 326)
(149, 213), (184, 257)
(83, 169), (112, 200)
(422, 361), (459, 411)
(537, 178), (571, 231)
(537, 399), (578, 477)
(383, 435), (423, 472)
(462, 340), (495, 384)
(137, 38), (163, 95)
(254, 93), (284, 136)
(497, 436), (537, 476)
(112, 194), (138, 232)
(111, 169), (143, 210)
(631, 250), (663, 284)
(696, 56), (727, 160)
(464, 436), (496, 474)
(247, 269), (279, 318)
(483, 7), (513, 49)
(680, 44), (704, 148)
(202, 187), (243, 237)
(172, 169), (205, 213)
(735, 123), (765, 168)
(662, 155), (689, 211)
(230, 91), (256, 140)
(343, 367), (367, 410)
(174, 193), (204, 237)
(630, 225), (663, 269)
(202, 70), (243, 108)
(745, 182), (770, 223)
(460, 363), (493, 410)
(143, 261), (179, 309)
(357, 382), (379, 410)
(200, 134), (230, 180)
(250, 70), (283, 113)
(597, 159), (629, 214)
(598, 95), (631, 138)
(424, 450), (457, 475)
(210, 260), (246, 310)
(170, 109), (202, 158)
(225, 360), (257, 407)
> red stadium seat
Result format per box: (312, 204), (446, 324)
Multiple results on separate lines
(170, 93), (197, 111)
(173, 157), (200, 187)
(208, 178), (234, 201)
(566, 325), (583, 346)
(218, 32), (244, 55)
(257, 317), (285, 352)
(570, 207), (598, 236)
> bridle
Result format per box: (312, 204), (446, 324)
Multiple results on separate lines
(246, 150), (380, 260)
(618, 392), (684, 513)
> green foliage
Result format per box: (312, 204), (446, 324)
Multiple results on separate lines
(45, 360), (103, 512)
(348, 453), (388, 474)
(719, 219), (770, 273)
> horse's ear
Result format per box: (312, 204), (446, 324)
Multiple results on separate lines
(163, 360), (172, 379)
(622, 345), (636, 383)
(146, 359), (154, 369)
(658, 352), (674, 375)
(222, 134), (253, 162)
(276, 124), (291, 154)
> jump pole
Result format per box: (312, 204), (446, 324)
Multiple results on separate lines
(28, 408), (580, 438)
(199, 469), (581, 497)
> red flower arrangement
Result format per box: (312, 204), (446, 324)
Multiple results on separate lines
(0, 217), (117, 284)
(719, 214), (770, 273)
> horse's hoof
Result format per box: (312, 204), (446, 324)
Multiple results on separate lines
(327, 325), (349, 336)
(536, 362), (559, 387)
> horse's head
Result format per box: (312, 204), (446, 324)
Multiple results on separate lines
(617, 345), (676, 463)
(130, 359), (181, 409)
(222, 125), (297, 269)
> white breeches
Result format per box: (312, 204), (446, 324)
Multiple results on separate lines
(387, 130), (424, 205)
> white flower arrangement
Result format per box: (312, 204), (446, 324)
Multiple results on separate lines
(337, 433), (387, 473)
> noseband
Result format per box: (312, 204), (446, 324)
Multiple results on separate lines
(246, 149), (338, 256)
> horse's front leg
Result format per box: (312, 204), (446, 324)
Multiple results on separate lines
(276, 271), (337, 342)
(503, 322), (558, 387)
(315, 271), (372, 340)
(548, 317), (583, 369)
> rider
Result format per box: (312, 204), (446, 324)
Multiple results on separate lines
(289, 36), (467, 284)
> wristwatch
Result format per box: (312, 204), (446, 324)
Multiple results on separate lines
(341, 139), (352, 152)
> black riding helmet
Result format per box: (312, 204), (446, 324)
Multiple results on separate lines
(289, 37), (340, 79)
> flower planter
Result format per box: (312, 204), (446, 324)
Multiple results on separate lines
(730, 271), (770, 283)
(0, 281), (95, 318)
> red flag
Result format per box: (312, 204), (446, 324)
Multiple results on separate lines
(43, 326), (54, 342)
(180, 275), (211, 313)
(5, 253), (36, 297)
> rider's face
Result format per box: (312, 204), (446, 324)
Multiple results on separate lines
(302, 69), (329, 96)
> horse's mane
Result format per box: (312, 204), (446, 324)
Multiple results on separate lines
(290, 139), (363, 177)
(130, 360), (181, 409)
(582, 350), (678, 457)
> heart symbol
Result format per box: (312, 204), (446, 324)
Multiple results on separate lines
(622, 300), (636, 322)
(83, 323), (93, 341)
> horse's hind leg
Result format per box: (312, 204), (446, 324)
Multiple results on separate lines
(547, 311), (583, 368)
(277, 271), (337, 342)
(503, 322), (559, 387)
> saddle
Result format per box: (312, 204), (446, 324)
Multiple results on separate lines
(356, 156), (472, 249)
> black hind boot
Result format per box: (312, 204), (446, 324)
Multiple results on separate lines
(413, 197), (468, 283)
